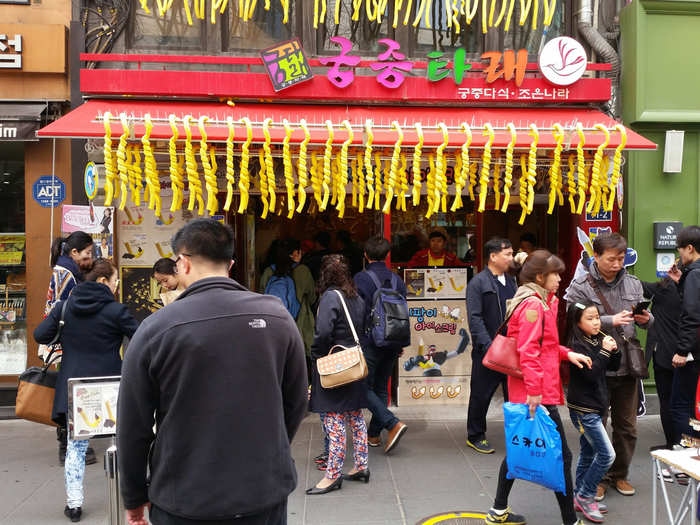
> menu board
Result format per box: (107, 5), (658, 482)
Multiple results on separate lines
(68, 376), (121, 440)
(404, 267), (467, 300)
(0, 234), (25, 266)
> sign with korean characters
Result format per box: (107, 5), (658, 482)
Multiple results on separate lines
(404, 268), (467, 300)
(260, 38), (313, 91)
(68, 376), (121, 439)
(0, 234), (25, 265)
(398, 299), (471, 406)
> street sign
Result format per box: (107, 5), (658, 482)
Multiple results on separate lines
(32, 175), (65, 208)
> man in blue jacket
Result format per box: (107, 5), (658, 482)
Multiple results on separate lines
(673, 225), (700, 442)
(466, 238), (515, 453)
(354, 236), (408, 453)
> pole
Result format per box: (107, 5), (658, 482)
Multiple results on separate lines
(104, 438), (125, 525)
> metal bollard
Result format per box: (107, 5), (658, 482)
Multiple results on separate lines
(104, 443), (126, 525)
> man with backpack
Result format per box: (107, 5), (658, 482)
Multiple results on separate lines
(354, 236), (411, 453)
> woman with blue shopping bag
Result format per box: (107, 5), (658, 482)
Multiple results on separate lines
(485, 250), (592, 525)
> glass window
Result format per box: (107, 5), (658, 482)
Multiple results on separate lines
(225, 0), (298, 52)
(315, 4), (393, 56)
(129, 2), (206, 51)
(0, 142), (27, 375)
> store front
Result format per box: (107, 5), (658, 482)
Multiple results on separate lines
(36, 4), (656, 405)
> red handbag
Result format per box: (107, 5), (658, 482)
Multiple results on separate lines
(482, 299), (545, 379)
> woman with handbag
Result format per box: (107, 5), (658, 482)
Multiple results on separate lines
(485, 250), (592, 525)
(34, 258), (138, 523)
(307, 254), (370, 495)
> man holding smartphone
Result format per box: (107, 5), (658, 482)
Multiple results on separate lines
(673, 226), (700, 442)
(564, 232), (653, 501)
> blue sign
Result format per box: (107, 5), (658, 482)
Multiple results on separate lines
(84, 162), (98, 200)
(32, 175), (65, 208)
(585, 208), (612, 222)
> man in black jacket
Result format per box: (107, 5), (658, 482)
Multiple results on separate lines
(466, 238), (515, 453)
(117, 219), (308, 525)
(673, 225), (700, 442)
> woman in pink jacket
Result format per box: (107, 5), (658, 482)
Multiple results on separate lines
(485, 250), (592, 525)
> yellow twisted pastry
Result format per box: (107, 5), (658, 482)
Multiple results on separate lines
(425, 153), (436, 218)
(492, 152), (502, 211)
(131, 146), (143, 207)
(412, 123), (424, 206)
(607, 124), (627, 212)
(168, 115), (184, 212)
(311, 150), (322, 206)
(374, 151), (383, 210)
(465, 0), (479, 23)
(351, 155), (358, 209)
(526, 124), (539, 214)
(478, 123), (495, 212)
(383, 121), (403, 214)
(296, 120), (310, 213)
(588, 124), (610, 215)
(357, 151), (366, 212)
(198, 116), (219, 215)
(451, 123), (471, 211)
(102, 112), (116, 206)
(501, 123), (516, 213)
(518, 153), (528, 224)
(237, 117), (253, 214)
(262, 118), (276, 215)
(434, 123), (449, 214)
(600, 154), (610, 208)
(330, 147), (339, 207)
(223, 117), (236, 212)
(398, 152), (408, 211)
(142, 114), (162, 217)
(567, 153), (577, 213)
(320, 120), (334, 211)
(549, 123), (565, 214)
(575, 123), (587, 214)
(453, 152), (463, 210)
(116, 113), (130, 210)
(183, 115), (204, 214)
(413, 0), (432, 28)
(364, 120), (376, 210)
(282, 119), (295, 218)
(258, 148), (269, 218)
(125, 145), (138, 206)
(337, 120), (354, 217)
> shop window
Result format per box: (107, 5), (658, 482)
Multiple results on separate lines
(0, 142), (27, 375)
(128, 1), (207, 51)
(225, 1), (299, 53)
(315, 3), (393, 56)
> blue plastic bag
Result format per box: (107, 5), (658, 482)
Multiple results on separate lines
(503, 402), (566, 494)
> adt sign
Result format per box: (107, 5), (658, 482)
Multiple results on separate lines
(32, 176), (65, 208)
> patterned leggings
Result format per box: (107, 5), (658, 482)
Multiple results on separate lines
(323, 410), (368, 480)
(65, 438), (89, 509)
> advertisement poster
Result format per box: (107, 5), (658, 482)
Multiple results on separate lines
(398, 299), (471, 406)
(61, 205), (114, 260)
(68, 376), (120, 440)
(404, 268), (467, 300)
(0, 234), (25, 265)
(120, 266), (162, 322)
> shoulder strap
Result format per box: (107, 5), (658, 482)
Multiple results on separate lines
(333, 290), (360, 346)
(587, 274), (626, 340)
(43, 300), (68, 369)
(366, 270), (383, 291)
(496, 295), (546, 346)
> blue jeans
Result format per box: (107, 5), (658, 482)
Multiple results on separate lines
(65, 438), (89, 508)
(671, 361), (700, 443)
(569, 409), (616, 499)
(363, 345), (399, 437)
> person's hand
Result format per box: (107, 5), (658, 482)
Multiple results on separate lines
(568, 351), (593, 369)
(526, 394), (542, 417)
(612, 310), (634, 327)
(672, 353), (688, 368)
(126, 504), (150, 525)
(633, 310), (651, 325)
(602, 336), (617, 352)
(668, 265), (682, 283)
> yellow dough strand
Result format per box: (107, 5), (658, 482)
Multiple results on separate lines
(130, 145), (143, 207)
(223, 117), (236, 212)
(262, 118), (276, 215)
(320, 120), (334, 211)
(607, 124), (627, 212)
(282, 119), (296, 218)
(567, 153), (577, 213)
(434, 123), (449, 214)
(237, 117), (253, 214)
(296, 120), (311, 213)
(383, 121), (403, 214)
(398, 152), (408, 211)
(451, 123), (472, 211)
(198, 116), (219, 215)
(337, 120), (354, 217)
(168, 115), (184, 212)
(518, 153), (528, 225)
(310, 150), (322, 206)
(412, 123), (424, 206)
(142, 114), (162, 217)
(425, 153), (436, 218)
(258, 148), (269, 218)
(588, 124), (610, 215)
(357, 151), (366, 212)
(575, 123), (587, 214)
(548, 123), (565, 214)
(478, 123), (495, 212)
(102, 112), (116, 207)
(116, 113), (130, 210)
(183, 116), (204, 214)
(501, 123), (516, 213)
(493, 152), (502, 210)
(525, 124), (539, 215)
(364, 120), (376, 210)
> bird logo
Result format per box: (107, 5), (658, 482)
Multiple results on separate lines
(539, 37), (587, 86)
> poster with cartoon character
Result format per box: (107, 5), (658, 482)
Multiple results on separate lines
(398, 299), (471, 406)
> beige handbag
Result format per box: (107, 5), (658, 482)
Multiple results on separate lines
(316, 290), (368, 389)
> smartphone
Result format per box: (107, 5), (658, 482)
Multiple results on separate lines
(632, 300), (651, 315)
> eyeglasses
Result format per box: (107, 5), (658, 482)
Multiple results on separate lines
(174, 253), (192, 265)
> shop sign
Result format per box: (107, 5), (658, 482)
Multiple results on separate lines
(84, 162), (98, 200)
(260, 38), (313, 91)
(585, 208), (612, 222)
(0, 34), (21, 69)
(538, 37), (587, 86)
(0, 234), (25, 266)
(654, 221), (683, 250)
(0, 121), (37, 141)
(32, 175), (65, 208)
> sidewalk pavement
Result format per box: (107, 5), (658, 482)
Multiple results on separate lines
(0, 405), (688, 525)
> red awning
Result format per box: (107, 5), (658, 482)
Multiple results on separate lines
(37, 99), (656, 150)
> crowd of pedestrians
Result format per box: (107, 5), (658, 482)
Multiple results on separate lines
(34, 219), (700, 525)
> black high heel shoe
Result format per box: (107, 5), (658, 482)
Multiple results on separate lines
(305, 476), (343, 495)
(343, 469), (370, 483)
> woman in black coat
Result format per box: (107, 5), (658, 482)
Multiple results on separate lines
(307, 254), (369, 495)
(34, 258), (138, 522)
